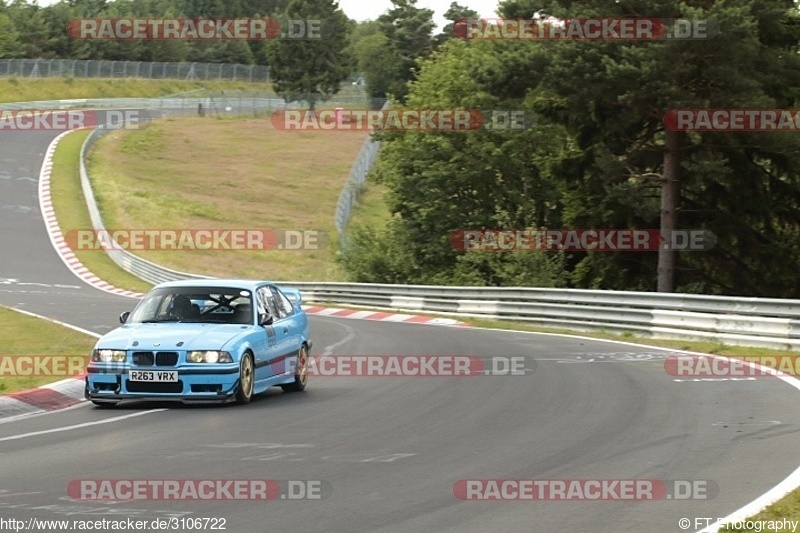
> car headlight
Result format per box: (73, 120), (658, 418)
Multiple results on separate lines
(187, 351), (233, 363)
(91, 349), (126, 363)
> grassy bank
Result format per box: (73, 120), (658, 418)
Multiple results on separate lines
(86, 116), (369, 282)
(0, 77), (273, 104)
(0, 307), (96, 394)
(49, 129), (153, 293)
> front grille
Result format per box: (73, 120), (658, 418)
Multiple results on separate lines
(132, 352), (179, 366)
(156, 352), (179, 366)
(126, 380), (183, 394)
(132, 352), (154, 366)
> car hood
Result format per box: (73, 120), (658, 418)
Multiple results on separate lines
(96, 323), (252, 351)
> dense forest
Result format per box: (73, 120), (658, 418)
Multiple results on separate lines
(341, 0), (800, 297)
(0, 0), (292, 63)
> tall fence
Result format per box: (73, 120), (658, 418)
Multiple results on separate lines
(334, 99), (390, 249)
(0, 58), (271, 82)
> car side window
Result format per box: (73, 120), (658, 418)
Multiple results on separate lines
(256, 287), (279, 321)
(270, 287), (293, 318)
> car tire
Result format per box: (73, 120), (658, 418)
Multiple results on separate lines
(281, 344), (309, 392)
(236, 352), (255, 404)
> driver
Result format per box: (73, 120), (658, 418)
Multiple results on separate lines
(169, 295), (196, 321)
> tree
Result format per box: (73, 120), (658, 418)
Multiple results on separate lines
(372, 0), (435, 102)
(262, 0), (351, 110)
(342, 39), (571, 286)
(344, 0), (800, 296)
(500, 0), (800, 295)
(351, 32), (402, 99)
(0, 13), (22, 58)
(434, 2), (479, 46)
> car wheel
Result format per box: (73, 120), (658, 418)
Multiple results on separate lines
(91, 401), (118, 408)
(281, 344), (309, 392)
(236, 352), (255, 404)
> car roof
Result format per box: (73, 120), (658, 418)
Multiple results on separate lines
(153, 279), (272, 291)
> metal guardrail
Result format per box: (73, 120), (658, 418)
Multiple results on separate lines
(67, 100), (800, 350)
(276, 282), (800, 350)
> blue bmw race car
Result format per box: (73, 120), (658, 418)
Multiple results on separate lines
(85, 279), (311, 406)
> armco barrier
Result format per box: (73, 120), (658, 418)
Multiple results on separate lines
(280, 282), (800, 350)
(65, 101), (800, 350)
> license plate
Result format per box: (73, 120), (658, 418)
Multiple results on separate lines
(129, 370), (178, 382)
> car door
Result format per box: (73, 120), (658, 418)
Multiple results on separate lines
(261, 285), (298, 378)
(270, 285), (301, 356)
(253, 286), (281, 382)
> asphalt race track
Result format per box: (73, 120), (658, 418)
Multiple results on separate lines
(2, 124), (800, 533)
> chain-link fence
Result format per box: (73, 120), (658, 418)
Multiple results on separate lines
(0, 58), (271, 82)
(335, 100), (391, 249)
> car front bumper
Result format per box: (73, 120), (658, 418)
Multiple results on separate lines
(85, 363), (241, 404)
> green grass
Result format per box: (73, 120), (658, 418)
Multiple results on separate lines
(345, 181), (392, 233)
(0, 77), (274, 104)
(722, 497), (800, 531)
(0, 307), (97, 394)
(49, 129), (153, 294)
(86, 115), (370, 283)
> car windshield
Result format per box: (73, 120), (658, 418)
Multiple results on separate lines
(128, 287), (254, 325)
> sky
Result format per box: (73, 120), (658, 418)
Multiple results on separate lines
(338, 0), (500, 30)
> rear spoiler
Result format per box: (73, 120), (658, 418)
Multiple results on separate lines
(279, 287), (303, 308)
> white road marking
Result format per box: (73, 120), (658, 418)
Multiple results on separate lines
(0, 409), (166, 442)
(0, 305), (100, 338)
(321, 321), (356, 356)
(0, 278), (83, 289)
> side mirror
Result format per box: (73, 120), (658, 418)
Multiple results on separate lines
(120, 311), (131, 324)
(259, 313), (274, 326)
